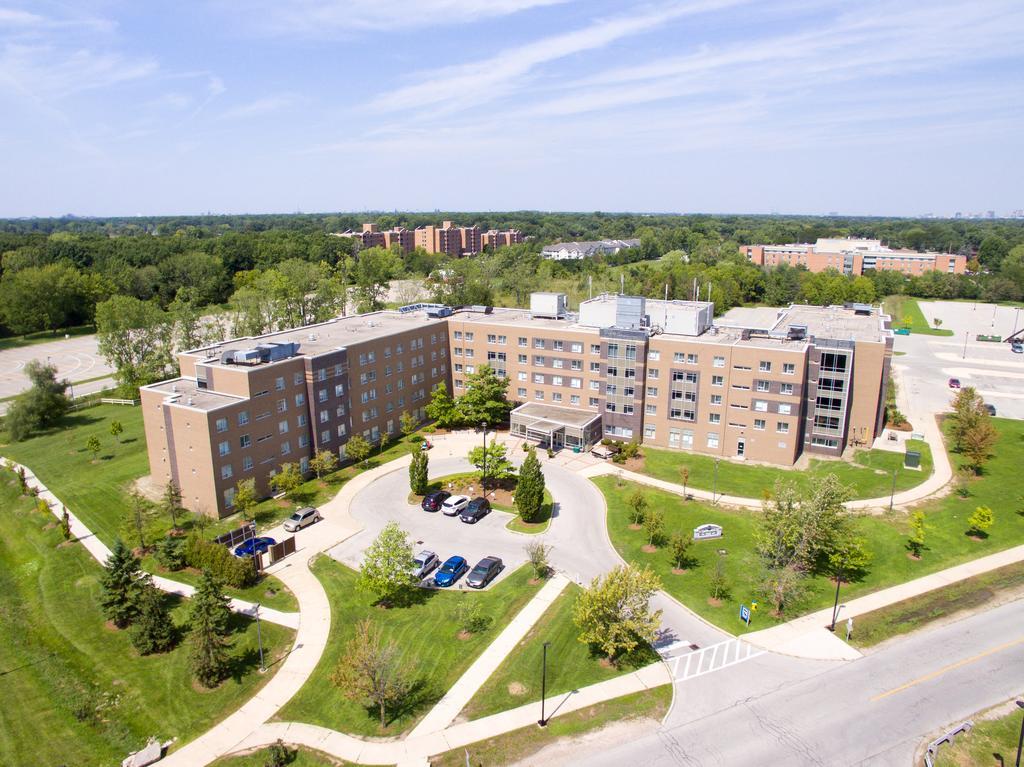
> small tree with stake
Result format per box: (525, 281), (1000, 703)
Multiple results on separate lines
(627, 490), (648, 525)
(400, 410), (417, 438)
(679, 466), (690, 498)
(967, 505), (994, 538)
(86, 435), (101, 462)
(60, 507), (72, 541)
(907, 511), (927, 558)
(644, 507), (666, 547)
(109, 420), (124, 443)
(669, 532), (693, 570)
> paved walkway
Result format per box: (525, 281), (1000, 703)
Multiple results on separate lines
(0, 458), (299, 628)
(744, 542), (1024, 660)
(408, 573), (571, 738)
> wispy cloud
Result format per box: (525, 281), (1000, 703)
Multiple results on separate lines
(227, 0), (569, 35)
(366, 0), (748, 115)
(218, 95), (294, 120)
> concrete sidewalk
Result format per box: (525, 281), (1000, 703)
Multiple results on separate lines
(0, 458), (299, 628)
(744, 542), (1024, 660)
(408, 573), (571, 738)
(231, 661), (671, 765)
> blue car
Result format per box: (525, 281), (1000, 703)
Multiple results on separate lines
(434, 555), (468, 587)
(234, 536), (276, 557)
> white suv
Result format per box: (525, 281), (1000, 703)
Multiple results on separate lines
(283, 506), (321, 532)
(441, 495), (469, 516)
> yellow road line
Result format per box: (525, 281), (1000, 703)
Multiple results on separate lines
(871, 635), (1024, 702)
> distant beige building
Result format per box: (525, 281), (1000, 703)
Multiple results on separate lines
(142, 293), (892, 518)
(743, 238), (966, 276)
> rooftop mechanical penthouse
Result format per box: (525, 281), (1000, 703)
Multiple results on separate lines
(142, 294), (893, 518)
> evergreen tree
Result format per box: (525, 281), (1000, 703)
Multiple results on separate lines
(409, 450), (429, 496)
(188, 571), (233, 687)
(514, 447), (545, 522)
(130, 578), (176, 655)
(100, 540), (143, 629)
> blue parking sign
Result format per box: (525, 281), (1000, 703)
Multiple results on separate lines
(739, 605), (751, 625)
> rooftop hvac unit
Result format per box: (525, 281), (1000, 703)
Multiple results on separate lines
(787, 325), (808, 340)
(530, 292), (567, 319)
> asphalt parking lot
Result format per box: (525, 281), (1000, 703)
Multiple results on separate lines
(327, 456), (535, 590)
(895, 301), (1024, 420)
(0, 333), (114, 401)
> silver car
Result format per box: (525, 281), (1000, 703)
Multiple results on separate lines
(283, 506), (321, 532)
(412, 550), (440, 580)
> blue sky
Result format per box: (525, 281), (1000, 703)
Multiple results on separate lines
(1, 0), (1022, 217)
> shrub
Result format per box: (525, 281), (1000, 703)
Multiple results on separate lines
(525, 540), (552, 579)
(456, 598), (492, 634)
(155, 536), (186, 571)
(263, 740), (293, 767)
(183, 534), (257, 588)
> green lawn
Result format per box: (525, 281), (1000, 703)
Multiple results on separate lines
(460, 582), (658, 720)
(639, 438), (932, 501)
(0, 323), (96, 351)
(600, 416), (1024, 630)
(883, 295), (954, 336)
(0, 469), (295, 767)
(139, 557), (299, 613)
(934, 700), (1024, 767)
(430, 685), (673, 767)
(276, 559), (544, 737)
(848, 560), (1024, 648)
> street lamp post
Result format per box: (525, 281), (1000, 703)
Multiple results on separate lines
(480, 421), (487, 492)
(889, 469), (898, 513)
(538, 641), (551, 726)
(1014, 699), (1024, 767)
(255, 602), (266, 672)
(712, 458), (720, 505)
(962, 330), (969, 359)
(829, 568), (844, 632)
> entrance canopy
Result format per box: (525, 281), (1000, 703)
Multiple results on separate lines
(509, 402), (602, 449)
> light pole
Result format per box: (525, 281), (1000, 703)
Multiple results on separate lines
(1013, 308), (1021, 337)
(255, 602), (266, 672)
(829, 568), (844, 632)
(889, 468), (898, 513)
(538, 641), (551, 726)
(480, 421), (487, 492)
(712, 458), (720, 505)
(1014, 699), (1024, 767)
(962, 329), (969, 359)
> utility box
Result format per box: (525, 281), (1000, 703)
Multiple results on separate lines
(530, 292), (568, 319)
(905, 449), (921, 469)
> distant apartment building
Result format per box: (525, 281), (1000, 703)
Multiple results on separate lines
(743, 238), (966, 276)
(334, 223), (415, 253)
(481, 229), (524, 250)
(142, 293), (891, 518)
(541, 239), (641, 260)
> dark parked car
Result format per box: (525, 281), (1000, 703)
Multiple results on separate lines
(434, 555), (468, 587)
(233, 536), (276, 557)
(1012, 341), (1023, 354)
(466, 556), (503, 589)
(985, 404), (997, 416)
(459, 497), (492, 524)
(421, 490), (451, 512)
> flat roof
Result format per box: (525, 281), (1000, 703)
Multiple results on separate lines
(511, 402), (602, 429)
(779, 305), (888, 343)
(187, 309), (449, 365)
(715, 306), (783, 331)
(143, 378), (246, 412)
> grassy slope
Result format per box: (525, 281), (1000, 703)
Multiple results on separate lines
(883, 295), (954, 336)
(640, 438), (933, 501)
(934, 701), (1024, 767)
(848, 560), (1024, 648)
(460, 582), (658, 720)
(430, 685), (673, 767)
(212, 747), (357, 766)
(0, 404), (298, 610)
(0, 469), (294, 767)
(600, 416), (1024, 630)
(276, 559), (543, 737)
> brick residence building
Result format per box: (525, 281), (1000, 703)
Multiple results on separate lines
(743, 238), (966, 276)
(141, 294), (892, 517)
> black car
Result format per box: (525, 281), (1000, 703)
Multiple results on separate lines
(421, 490), (451, 512)
(459, 497), (491, 524)
(466, 556), (503, 588)
(985, 404), (997, 416)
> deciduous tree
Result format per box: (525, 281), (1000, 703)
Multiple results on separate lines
(358, 522), (415, 606)
(269, 462), (304, 500)
(161, 480), (183, 530)
(967, 505), (994, 537)
(467, 440), (515, 487)
(425, 383), (459, 429)
(907, 511), (927, 557)
(332, 619), (413, 729)
(4, 360), (70, 441)
(669, 533), (694, 569)
(109, 420), (124, 443)
(309, 449), (339, 479)
(573, 565), (662, 659)
(455, 365), (512, 425)
(399, 410), (418, 437)
(643, 507), (666, 546)
(344, 435), (371, 466)
(626, 490), (648, 525)
(96, 295), (175, 392)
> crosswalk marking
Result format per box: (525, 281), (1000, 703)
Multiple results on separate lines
(665, 638), (765, 683)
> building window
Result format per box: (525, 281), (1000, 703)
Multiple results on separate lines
(707, 433), (720, 449)
(335, 384), (344, 397)
(754, 419), (766, 430)
(756, 380), (770, 392)
(552, 376), (563, 386)
(295, 393), (306, 407)
(589, 397), (599, 407)
(710, 394), (722, 405)
(570, 342), (583, 353)
(687, 353), (698, 364)
(644, 425), (656, 438)
(647, 386), (658, 397)
(777, 422), (790, 433)
(682, 429), (694, 448)
(243, 456), (253, 471)
(780, 383), (794, 396)
(570, 395), (580, 405)
(321, 430), (331, 443)
(778, 403), (792, 415)
(645, 404), (657, 415)
(651, 350), (662, 361)
(318, 389), (328, 403)
(533, 356), (545, 366)
(239, 434), (251, 448)
(553, 340), (564, 351)
(218, 440), (230, 457)
(759, 361), (772, 372)
(590, 344), (601, 354)
(518, 336), (528, 347)
(275, 376), (285, 391)
(570, 378), (582, 388)
(590, 362), (601, 372)
(711, 375), (724, 386)
(647, 368), (659, 380)
(535, 390), (544, 400)
(298, 414), (308, 426)
(534, 339), (545, 349)
(277, 398), (287, 413)
(713, 356), (725, 368)
(552, 392), (562, 402)
(533, 373), (544, 384)
(709, 413), (721, 424)
(517, 387), (527, 397)
(754, 400), (768, 412)
(215, 417), (228, 433)
(281, 441), (292, 455)
(221, 464), (233, 480)
(293, 373), (304, 386)
(278, 420), (289, 434)
(237, 411), (249, 426)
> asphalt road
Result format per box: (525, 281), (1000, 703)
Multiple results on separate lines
(579, 597), (1024, 767)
